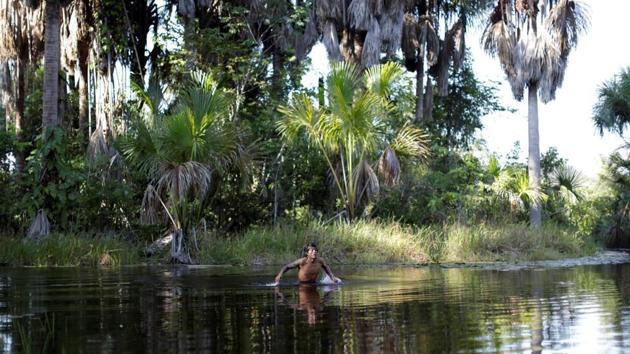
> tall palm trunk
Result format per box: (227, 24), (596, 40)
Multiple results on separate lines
(15, 59), (26, 173)
(415, 58), (424, 122)
(78, 52), (88, 140)
(43, 0), (60, 130)
(28, 0), (61, 240)
(527, 82), (542, 227)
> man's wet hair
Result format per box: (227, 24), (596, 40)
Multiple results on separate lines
(301, 242), (318, 257)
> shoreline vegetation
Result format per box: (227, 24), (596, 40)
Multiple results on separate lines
(0, 220), (599, 268)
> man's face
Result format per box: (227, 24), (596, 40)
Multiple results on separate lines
(306, 247), (318, 259)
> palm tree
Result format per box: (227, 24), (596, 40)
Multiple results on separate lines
(25, 0), (62, 240)
(481, 0), (589, 227)
(593, 67), (630, 141)
(122, 72), (240, 263)
(593, 67), (630, 246)
(278, 62), (428, 220)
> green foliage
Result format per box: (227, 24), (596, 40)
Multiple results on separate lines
(428, 57), (504, 149)
(0, 234), (141, 267)
(278, 62), (429, 220)
(592, 67), (630, 247)
(593, 67), (630, 137)
(541, 147), (567, 180)
(595, 153), (630, 247)
(121, 71), (242, 260)
(13, 128), (141, 233)
(376, 147), (519, 225)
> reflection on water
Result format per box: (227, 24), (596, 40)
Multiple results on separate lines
(0, 264), (629, 353)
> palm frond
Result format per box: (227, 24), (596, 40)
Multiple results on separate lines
(317, 112), (343, 153)
(157, 161), (213, 205)
(322, 20), (342, 61)
(424, 18), (440, 67)
(451, 19), (466, 70)
(488, 155), (501, 179)
(140, 184), (163, 225)
(364, 61), (404, 98)
(515, 172), (548, 207)
(348, 0), (371, 31)
(120, 117), (160, 176)
(379, 0), (404, 56)
(328, 62), (362, 115)
(377, 146), (401, 186)
(26, 209), (50, 241)
(277, 93), (320, 141)
(552, 165), (583, 203)
(202, 123), (239, 173)
(182, 74), (231, 126)
(353, 159), (379, 210)
(544, 0), (589, 58)
(344, 91), (384, 153)
(391, 125), (429, 159)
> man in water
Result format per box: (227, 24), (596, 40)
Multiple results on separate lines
(273, 242), (342, 285)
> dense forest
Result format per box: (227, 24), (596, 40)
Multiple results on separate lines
(0, 0), (627, 265)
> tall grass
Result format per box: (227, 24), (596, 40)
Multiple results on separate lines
(0, 234), (141, 267)
(0, 222), (597, 267)
(196, 220), (597, 265)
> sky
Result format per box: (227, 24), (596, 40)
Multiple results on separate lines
(303, 0), (629, 178)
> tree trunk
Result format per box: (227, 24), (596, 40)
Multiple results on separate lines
(78, 55), (89, 141)
(30, 0), (62, 240)
(271, 47), (285, 100)
(15, 60), (26, 174)
(415, 58), (425, 122)
(43, 0), (61, 130)
(77, 0), (91, 142)
(170, 228), (192, 264)
(527, 82), (542, 227)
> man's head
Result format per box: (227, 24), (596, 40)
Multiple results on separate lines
(302, 242), (318, 259)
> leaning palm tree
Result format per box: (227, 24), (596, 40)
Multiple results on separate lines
(481, 0), (589, 227)
(122, 72), (240, 263)
(278, 62), (428, 221)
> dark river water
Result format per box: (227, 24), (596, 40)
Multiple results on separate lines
(1, 263), (630, 353)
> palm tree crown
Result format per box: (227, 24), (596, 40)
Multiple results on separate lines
(482, 0), (589, 102)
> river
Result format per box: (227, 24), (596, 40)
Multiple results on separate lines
(1, 263), (629, 353)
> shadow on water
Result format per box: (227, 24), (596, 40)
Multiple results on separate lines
(1, 264), (630, 353)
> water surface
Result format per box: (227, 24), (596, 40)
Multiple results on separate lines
(1, 263), (629, 353)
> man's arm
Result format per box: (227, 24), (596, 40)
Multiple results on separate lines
(274, 258), (303, 284)
(320, 259), (342, 284)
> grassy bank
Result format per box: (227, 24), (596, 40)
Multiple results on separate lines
(196, 220), (599, 265)
(0, 234), (141, 267)
(0, 221), (598, 267)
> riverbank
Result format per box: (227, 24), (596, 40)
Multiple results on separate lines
(0, 220), (601, 267)
(196, 221), (599, 265)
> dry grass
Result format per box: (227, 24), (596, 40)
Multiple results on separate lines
(195, 220), (597, 265)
